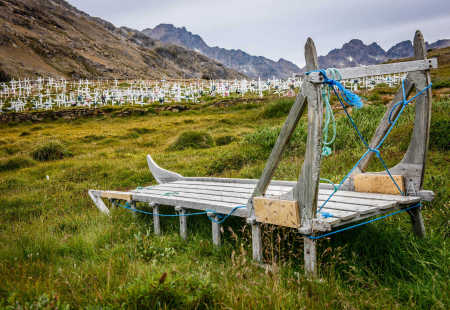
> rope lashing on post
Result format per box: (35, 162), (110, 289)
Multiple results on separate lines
(116, 201), (245, 224)
(316, 77), (432, 215)
(308, 202), (422, 240)
(306, 68), (363, 157)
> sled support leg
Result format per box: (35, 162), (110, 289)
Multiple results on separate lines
(176, 206), (188, 240)
(252, 223), (263, 262)
(151, 203), (161, 235)
(408, 207), (426, 237)
(304, 237), (317, 278)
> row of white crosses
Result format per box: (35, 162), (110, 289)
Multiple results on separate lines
(0, 73), (404, 113)
(340, 73), (407, 91)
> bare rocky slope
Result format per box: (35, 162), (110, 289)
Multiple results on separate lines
(143, 24), (302, 79)
(0, 0), (244, 81)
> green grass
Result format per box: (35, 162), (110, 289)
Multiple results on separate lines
(0, 95), (448, 309)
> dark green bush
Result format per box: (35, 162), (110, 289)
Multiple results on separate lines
(81, 134), (106, 142)
(260, 98), (294, 118)
(244, 124), (307, 155)
(432, 79), (450, 89)
(31, 141), (71, 161)
(0, 157), (34, 172)
(429, 119), (450, 151)
(129, 127), (156, 135)
(169, 131), (214, 150)
(208, 152), (247, 174)
(118, 274), (216, 309)
(215, 135), (236, 146)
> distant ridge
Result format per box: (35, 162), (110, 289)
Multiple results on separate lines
(143, 24), (302, 79)
(315, 38), (450, 69)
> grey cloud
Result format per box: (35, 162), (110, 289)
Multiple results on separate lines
(68, 0), (450, 67)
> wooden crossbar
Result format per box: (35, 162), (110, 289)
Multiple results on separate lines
(307, 58), (437, 82)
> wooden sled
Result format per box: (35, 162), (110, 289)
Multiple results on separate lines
(89, 30), (436, 277)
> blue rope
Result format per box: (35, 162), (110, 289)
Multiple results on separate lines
(117, 201), (244, 223)
(317, 78), (432, 213)
(308, 202), (422, 240)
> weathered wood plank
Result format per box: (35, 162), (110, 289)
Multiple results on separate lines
(353, 173), (405, 195)
(321, 189), (420, 203)
(137, 188), (249, 205)
(318, 208), (359, 220)
(307, 58), (437, 82)
(296, 37), (323, 233)
(317, 194), (396, 209)
(175, 180), (293, 192)
(253, 197), (300, 228)
(319, 202), (381, 214)
(130, 192), (248, 217)
(99, 191), (131, 202)
(141, 183), (288, 197)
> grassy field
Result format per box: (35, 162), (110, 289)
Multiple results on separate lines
(0, 86), (449, 309)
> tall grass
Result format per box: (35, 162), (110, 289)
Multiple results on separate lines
(0, 97), (448, 309)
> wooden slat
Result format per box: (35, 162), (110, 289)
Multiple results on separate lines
(142, 183), (287, 196)
(173, 180), (293, 192)
(319, 202), (381, 214)
(138, 188), (248, 205)
(253, 197), (300, 228)
(319, 208), (359, 220)
(317, 194), (396, 209)
(130, 192), (248, 217)
(321, 189), (420, 204)
(307, 58), (437, 82)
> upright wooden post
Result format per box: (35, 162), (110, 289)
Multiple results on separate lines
(295, 37), (323, 278)
(151, 203), (161, 235)
(246, 41), (309, 263)
(402, 30), (431, 238)
(175, 206), (187, 240)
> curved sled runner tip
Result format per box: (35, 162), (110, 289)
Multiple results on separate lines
(88, 190), (110, 216)
(146, 154), (183, 184)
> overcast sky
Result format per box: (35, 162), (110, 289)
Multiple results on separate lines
(68, 0), (450, 67)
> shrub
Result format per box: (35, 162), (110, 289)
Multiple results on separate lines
(81, 134), (106, 142)
(208, 152), (247, 174)
(168, 131), (214, 150)
(31, 141), (71, 161)
(215, 135), (236, 146)
(260, 98), (294, 118)
(429, 118), (450, 151)
(244, 124), (307, 155)
(0, 156), (34, 172)
(432, 79), (450, 89)
(129, 127), (156, 135)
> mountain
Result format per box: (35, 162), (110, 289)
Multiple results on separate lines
(316, 38), (450, 69)
(143, 24), (302, 79)
(0, 0), (244, 81)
